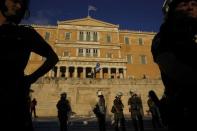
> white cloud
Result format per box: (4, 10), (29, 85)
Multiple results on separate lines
(22, 10), (58, 25)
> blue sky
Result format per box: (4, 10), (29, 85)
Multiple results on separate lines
(22, 0), (164, 32)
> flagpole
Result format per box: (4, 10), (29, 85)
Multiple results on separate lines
(88, 5), (97, 17)
(88, 5), (90, 17)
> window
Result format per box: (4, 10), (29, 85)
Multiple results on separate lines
(127, 54), (132, 64)
(138, 38), (144, 45)
(93, 49), (98, 57)
(78, 48), (83, 56)
(106, 35), (111, 43)
(86, 49), (91, 57)
(140, 55), (147, 64)
(79, 31), (84, 41)
(125, 37), (130, 44)
(86, 32), (91, 41)
(44, 32), (50, 41)
(106, 53), (112, 58)
(93, 32), (98, 42)
(65, 32), (71, 40)
(63, 51), (69, 57)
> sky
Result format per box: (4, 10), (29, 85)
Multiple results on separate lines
(22, 0), (164, 32)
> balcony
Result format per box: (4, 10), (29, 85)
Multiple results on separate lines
(59, 56), (127, 63)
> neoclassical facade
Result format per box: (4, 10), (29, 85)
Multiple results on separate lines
(25, 16), (160, 80)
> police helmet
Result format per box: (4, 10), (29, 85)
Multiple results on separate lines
(162, 0), (197, 15)
(129, 90), (134, 96)
(0, 0), (30, 11)
(0, 0), (30, 23)
(97, 90), (103, 96)
(60, 92), (67, 98)
(116, 92), (123, 97)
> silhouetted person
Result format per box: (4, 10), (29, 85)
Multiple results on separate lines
(30, 98), (38, 118)
(93, 91), (107, 131)
(128, 91), (144, 131)
(56, 92), (71, 131)
(112, 92), (126, 131)
(147, 90), (162, 129)
(152, 0), (197, 130)
(0, 0), (59, 130)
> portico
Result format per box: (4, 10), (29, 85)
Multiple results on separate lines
(46, 60), (127, 79)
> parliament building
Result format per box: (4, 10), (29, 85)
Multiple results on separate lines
(25, 16), (160, 80)
(26, 17), (164, 116)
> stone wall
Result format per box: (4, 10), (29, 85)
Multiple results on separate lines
(30, 78), (164, 117)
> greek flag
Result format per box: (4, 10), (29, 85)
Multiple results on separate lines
(88, 5), (97, 11)
(88, 5), (97, 17)
(95, 62), (100, 72)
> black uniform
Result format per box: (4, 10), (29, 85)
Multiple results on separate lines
(30, 98), (38, 118)
(151, 12), (197, 131)
(0, 23), (55, 131)
(57, 98), (71, 131)
(112, 97), (126, 131)
(128, 94), (144, 131)
(93, 96), (106, 131)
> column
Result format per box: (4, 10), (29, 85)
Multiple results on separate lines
(83, 67), (86, 79)
(90, 32), (93, 41)
(123, 68), (127, 79)
(49, 70), (52, 77)
(116, 68), (119, 78)
(83, 48), (86, 57)
(66, 66), (69, 78)
(74, 67), (78, 78)
(57, 66), (60, 77)
(100, 68), (103, 79)
(90, 49), (93, 57)
(108, 68), (111, 79)
(83, 31), (86, 41)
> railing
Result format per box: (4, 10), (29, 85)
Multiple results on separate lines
(35, 77), (162, 85)
(59, 56), (127, 63)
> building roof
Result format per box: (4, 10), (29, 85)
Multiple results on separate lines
(57, 16), (119, 28)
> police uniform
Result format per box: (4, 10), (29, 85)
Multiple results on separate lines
(128, 94), (144, 131)
(94, 92), (106, 131)
(56, 93), (71, 131)
(112, 93), (126, 131)
(151, 2), (197, 130)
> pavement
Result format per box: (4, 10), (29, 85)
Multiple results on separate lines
(33, 116), (168, 131)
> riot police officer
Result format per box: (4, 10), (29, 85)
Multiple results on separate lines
(112, 92), (126, 131)
(152, 0), (197, 130)
(93, 91), (107, 131)
(128, 91), (144, 131)
(57, 92), (72, 131)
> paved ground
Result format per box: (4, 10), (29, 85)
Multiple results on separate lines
(33, 116), (168, 131)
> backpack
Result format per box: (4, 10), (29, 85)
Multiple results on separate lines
(111, 105), (116, 113)
(93, 104), (100, 117)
